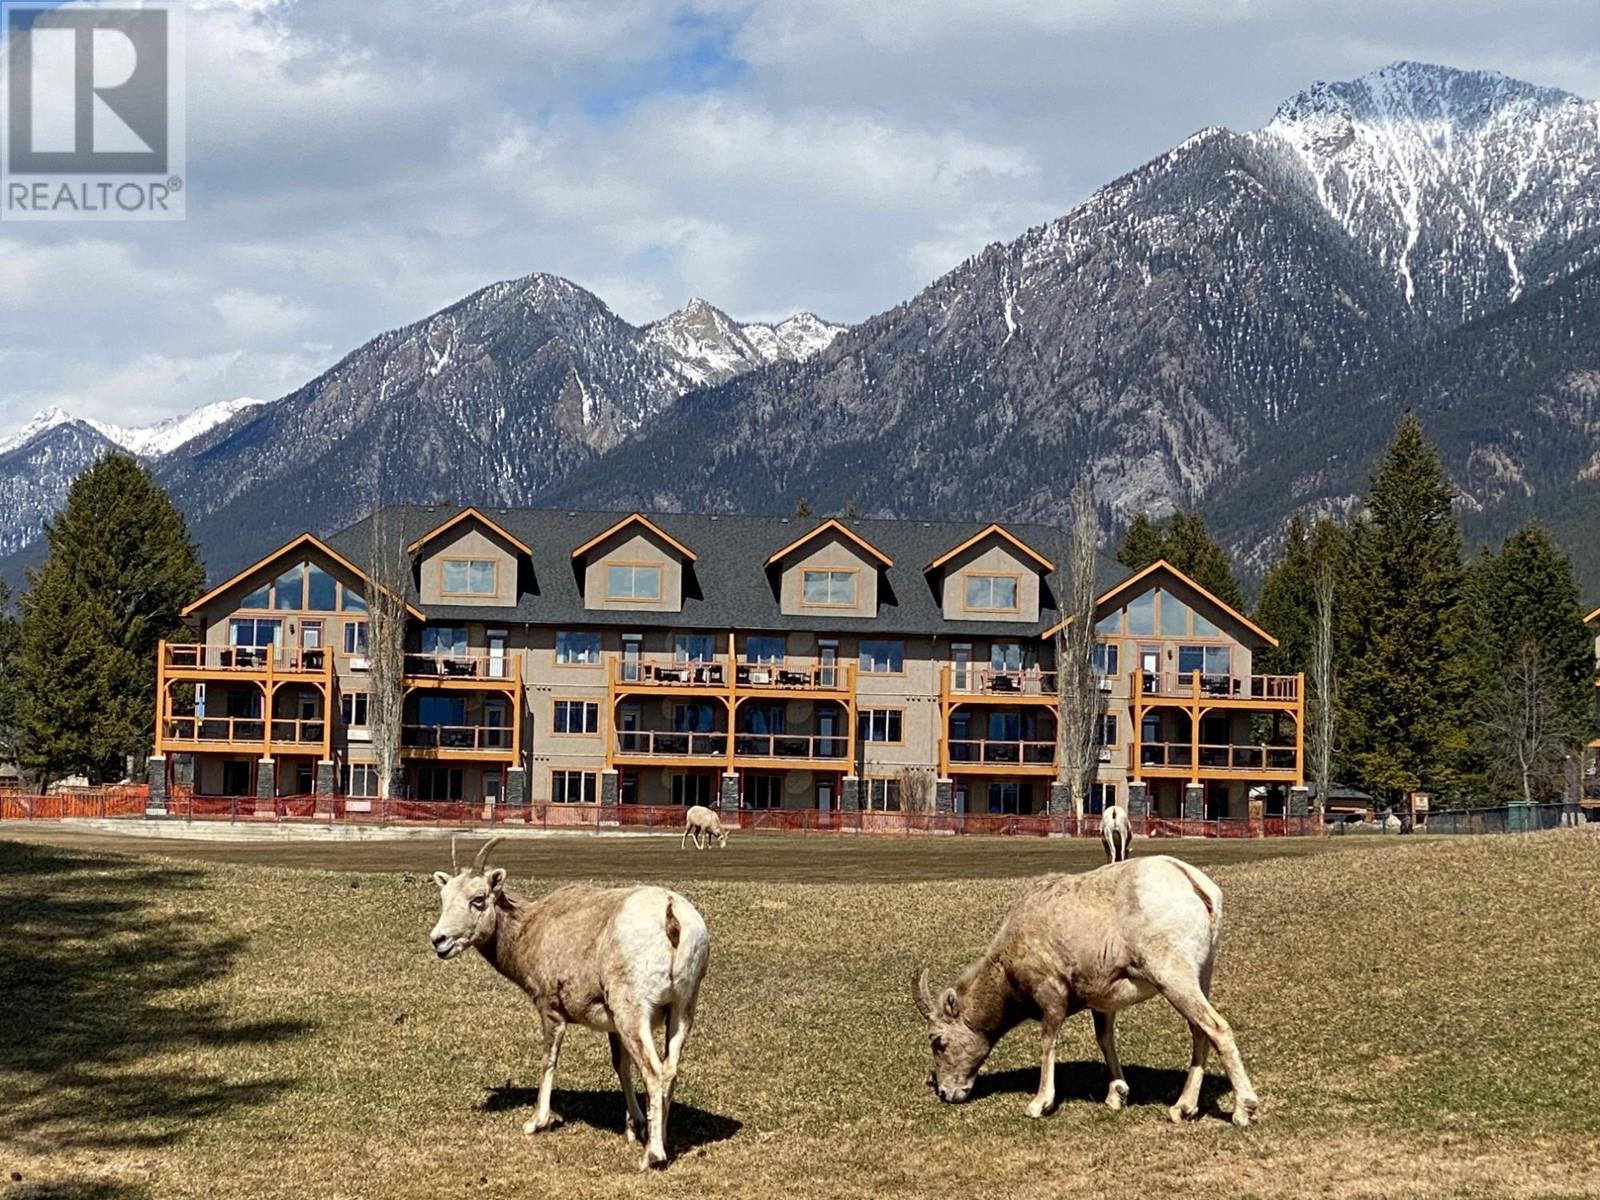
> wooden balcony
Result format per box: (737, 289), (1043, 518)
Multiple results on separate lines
(945, 738), (1056, 774)
(1139, 742), (1299, 776)
(614, 730), (729, 764)
(611, 730), (850, 766)
(944, 665), (1059, 702)
(162, 642), (330, 677)
(403, 651), (520, 689)
(1133, 670), (1301, 705)
(612, 656), (853, 694)
(731, 732), (848, 764)
(160, 715), (326, 752)
(400, 724), (517, 759)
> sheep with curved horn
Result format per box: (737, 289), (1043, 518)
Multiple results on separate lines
(428, 837), (711, 1169)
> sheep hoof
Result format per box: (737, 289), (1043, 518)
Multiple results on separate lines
(1232, 1096), (1260, 1128)
(1026, 1096), (1053, 1119)
(523, 1112), (562, 1134)
(1105, 1081), (1129, 1110)
(641, 1148), (668, 1171)
(1168, 1102), (1199, 1124)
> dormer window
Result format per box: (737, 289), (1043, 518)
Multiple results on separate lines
(441, 558), (496, 596)
(606, 563), (662, 602)
(964, 572), (1019, 613)
(802, 568), (857, 607)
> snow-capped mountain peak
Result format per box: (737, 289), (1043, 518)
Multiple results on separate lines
(0, 397), (265, 461)
(0, 405), (75, 456)
(645, 299), (845, 388)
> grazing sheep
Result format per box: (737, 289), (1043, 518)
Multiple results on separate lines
(1100, 804), (1132, 863)
(682, 804), (729, 850)
(912, 855), (1260, 1127)
(429, 838), (711, 1169)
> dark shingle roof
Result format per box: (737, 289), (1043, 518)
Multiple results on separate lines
(327, 505), (1080, 638)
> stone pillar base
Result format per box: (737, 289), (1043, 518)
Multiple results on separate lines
(841, 775), (861, 812)
(314, 759), (338, 817)
(145, 755), (169, 817)
(935, 778), (954, 814)
(509, 766), (530, 807)
(1288, 786), (1310, 818)
(719, 773), (740, 810)
(1048, 781), (1071, 816)
(255, 758), (277, 804)
(1183, 783), (1204, 822)
(1125, 781), (1149, 819)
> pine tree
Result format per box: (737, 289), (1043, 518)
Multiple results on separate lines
(1116, 512), (1166, 570)
(1340, 414), (1473, 804)
(15, 455), (204, 785)
(0, 580), (20, 774)
(793, 499), (814, 518)
(1255, 518), (1349, 675)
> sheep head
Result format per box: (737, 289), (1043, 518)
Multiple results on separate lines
(428, 837), (507, 959)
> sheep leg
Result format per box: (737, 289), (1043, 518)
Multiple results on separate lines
(619, 1014), (669, 1168)
(1093, 1009), (1129, 1110)
(662, 995), (696, 1127)
(1025, 1011), (1065, 1118)
(1159, 980), (1259, 1127)
(609, 1033), (646, 1144)
(1171, 1024), (1212, 1120)
(523, 1018), (566, 1133)
(681, 825), (691, 849)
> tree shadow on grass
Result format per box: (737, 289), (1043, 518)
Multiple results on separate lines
(482, 1086), (742, 1153)
(0, 839), (312, 1155)
(975, 1060), (1233, 1120)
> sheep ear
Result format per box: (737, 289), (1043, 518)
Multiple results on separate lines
(432, 871), (452, 889)
(942, 988), (960, 1019)
(912, 967), (935, 1019)
(485, 867), (507, 894)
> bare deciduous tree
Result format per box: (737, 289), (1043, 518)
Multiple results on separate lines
(1309, 566), (1336, 810)
(366, 504), (409, 800)
(899, 765), (936, 815)
(1055, 479), (1104, 817)
(1483, 641), (1581, 805)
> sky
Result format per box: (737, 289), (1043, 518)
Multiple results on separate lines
(2, 0), (1599, 438)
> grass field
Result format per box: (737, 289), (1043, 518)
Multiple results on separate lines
(2, 827), (1598, 1199)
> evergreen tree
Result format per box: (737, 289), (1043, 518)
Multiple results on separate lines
(1115, 510), (1243, 608)
(1116, 512), (1166, 570)
(15, 455), (204, 785)
(1255, 517), (1349, 675)
(0, 580), (20, 773)
(793, 499), (814, 518)
(1340, 414), (1473, 804)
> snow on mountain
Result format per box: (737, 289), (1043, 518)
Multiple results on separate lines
(645, 298), (845, 387)
(1260, 61), (1600, 320)
(89, 397), (266, 458)
(0, 406), (75, 456)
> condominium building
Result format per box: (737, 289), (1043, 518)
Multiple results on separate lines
(149, 506), (1306, 819)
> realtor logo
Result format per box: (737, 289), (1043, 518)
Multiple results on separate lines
(2, 1), (186, 220)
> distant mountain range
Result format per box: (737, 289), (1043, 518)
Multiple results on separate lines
(4, 61), (1600, 588)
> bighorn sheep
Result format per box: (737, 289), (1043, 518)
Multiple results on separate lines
(1100, 804), (1132, 863)
(429, 838), (711, 1169)
(681, 804), (729, 850)
(912, 855), (1260, 1127)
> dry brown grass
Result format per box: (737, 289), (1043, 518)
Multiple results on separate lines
(2, 829), (1598, 1200)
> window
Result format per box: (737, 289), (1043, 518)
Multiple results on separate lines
(672, 773), (712, 806)
(1095, 714), (1118, 746)
(741, 704), (784, 735)
(342, 763), (379, 798)
(858, 640), (903, 673)
(420, 626), (467, 656)
(1090, 783), (1116, 816)
(606, 563), (662, 601)
(1092, 642), (1119, 677)
(987, 781), (1023, 815)
(340, 585), (367, 613)
(340, 693), (369, 728)
(746, 774), (782, 810)
(416, 767), (463, 802)
(864, 778), (901, 812)
(802, 569), (857, 606)
(1178, 645), (1232, 678)
(344, 620), (368, 655)
(1192, 611), (1221, 638)
(1126, 590), (1156, 635)
(556, 631), (601, 665)
(965, 573), (1019, 611)
(990, 642), (1033, 672)
(225, 689), (262, 719)
(553, 700), (599, 734)
(442, 558), (496, 596)
(674, 633), (715, 663)
(1094, 611), (1121, 635)
(551, 770), (597, 804)
(673, 703), (717, 733)
(272, 564), (304, 610)
(241, 581), (271, 609)
(1159, 591), (1190, 636)
(222, 761), (253, 797)
(745, 635), (785, 664)
(419, 696), (466, 727)
(858, 709), (904, 743)
(306, 565), (337, 611)
(229, 617), (281, 647)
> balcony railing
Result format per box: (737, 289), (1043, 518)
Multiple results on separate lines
(400, 724), (514, 753)
(403, 651), (518, 682)
(1140, 742), (1298, 773)
(947, 666), (1059, 698)
(1135, 671), (1300, 702)
(615, 731), (728, 758)
(731, 733), (848, 760)
(947, 738), (1056, 767)
(164, 643), (330, 674)
(161, 715), (324, 747)
(615, 658), (728, 687)
(734, 663), (850, 691)
(613, 656), (852, 692)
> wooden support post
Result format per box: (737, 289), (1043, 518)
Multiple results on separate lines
(724, 631), (737, 775)
(1295, 672), (1305, 788)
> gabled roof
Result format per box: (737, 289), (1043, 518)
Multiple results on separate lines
(763, 518), (893, 569)
(925, 522), (1056, 573)
(406, 506), (532, 557)
(571, 512), (697, 562)
(1039, 559), (1277, 647)
(182, 532), (424, 619)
